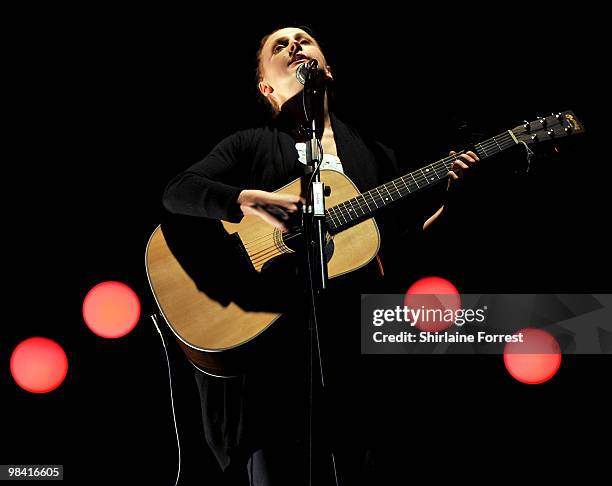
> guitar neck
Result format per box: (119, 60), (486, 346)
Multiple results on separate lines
(325, 129), (518, 232)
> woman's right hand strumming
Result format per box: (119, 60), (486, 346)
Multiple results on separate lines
(237, 190), (304, 232)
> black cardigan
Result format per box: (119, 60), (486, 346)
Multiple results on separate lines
(164, 112), (404, 219)
(161, 113), (445, 471)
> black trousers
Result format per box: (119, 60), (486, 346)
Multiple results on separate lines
(194, 266), (386, 485)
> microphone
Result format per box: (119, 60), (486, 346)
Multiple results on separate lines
(296, 59), (319, 85)
(296, 58), (326, 131)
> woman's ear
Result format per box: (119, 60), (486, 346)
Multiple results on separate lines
(258, 81), (274, 97)
(324, 65), (334, 81)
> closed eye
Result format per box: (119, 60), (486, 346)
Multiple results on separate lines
(273, 42), (287, 54)
(272, 37), (312, 54)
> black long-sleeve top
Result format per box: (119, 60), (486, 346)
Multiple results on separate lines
(161, 112), (445, 471)
(163, 111), (432, 227)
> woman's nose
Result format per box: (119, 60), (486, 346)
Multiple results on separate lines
(289, 40), (302, 55)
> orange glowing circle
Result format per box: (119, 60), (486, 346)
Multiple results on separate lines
(10, 337), (68, 393)
(82, 281), (140, 338)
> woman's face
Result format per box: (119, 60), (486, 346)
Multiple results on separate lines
(258, 27), (332, 111)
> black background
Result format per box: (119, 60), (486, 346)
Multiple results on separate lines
(3, 5), (610, 485)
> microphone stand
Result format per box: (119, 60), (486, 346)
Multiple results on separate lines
(297, 60), (337, 486)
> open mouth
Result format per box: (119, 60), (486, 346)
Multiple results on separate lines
(288, 54), (309, 67)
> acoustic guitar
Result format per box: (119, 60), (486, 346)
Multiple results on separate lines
(146, 111), (584, 376)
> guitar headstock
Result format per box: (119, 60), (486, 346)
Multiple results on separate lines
(512, 110), (584, 144)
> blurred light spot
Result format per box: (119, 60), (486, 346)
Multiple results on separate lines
(504, 328), (561, 384)
(83, 281), (140, 338)
(404, 276), (461, 332)
(11, 337), (68, 393)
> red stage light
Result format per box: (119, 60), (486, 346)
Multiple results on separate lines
(404, 276), (461, 332)
(82, 281), (140, 338)
(10, 337), (68, 393)
(504, 328), (561, 384)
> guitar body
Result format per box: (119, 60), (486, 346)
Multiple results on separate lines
(146, 170), (380, 376)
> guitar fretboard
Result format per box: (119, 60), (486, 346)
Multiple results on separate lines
(325, 130), (517, 232)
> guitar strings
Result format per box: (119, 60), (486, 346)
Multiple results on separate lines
(330, 137), (516, 223)
(248, 134), (514, 244)
(246, 139), (517, 265)
(245, 134), (517, 262)
(246, 136), (516, 259)
(250, 125), (558, 259)
(248, 137), (513, 248)
(248, 123), (555, 248)
(327, 135), (515, 226)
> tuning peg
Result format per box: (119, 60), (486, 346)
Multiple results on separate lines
(530, 134), (538, 142)
(538, 116), (547, 128)
(523, 120), (531, 132)
(555, 112), (563, 122)
(547, 129), (555, 137)
(564, 126), (572, 134)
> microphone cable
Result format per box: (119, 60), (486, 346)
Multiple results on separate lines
(151, 313), (182, 486)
